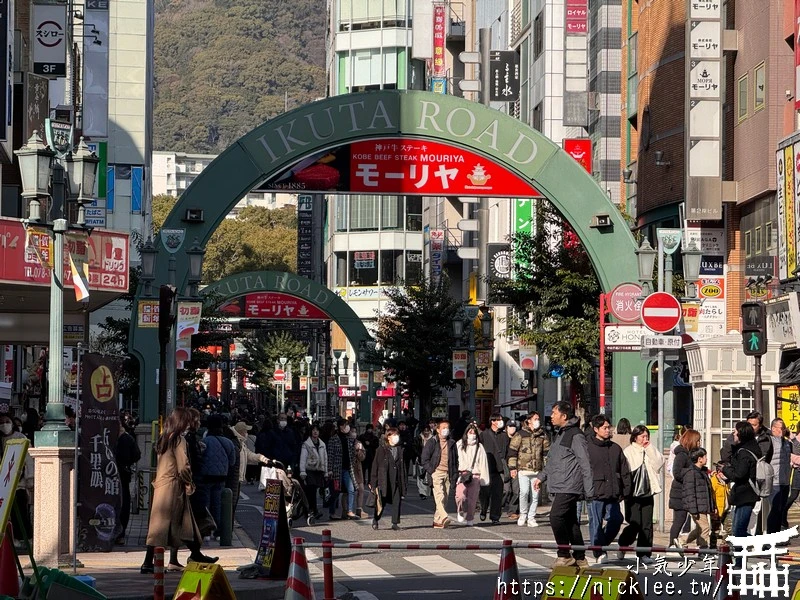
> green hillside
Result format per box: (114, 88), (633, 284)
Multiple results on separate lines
(153, 0), (327, 154)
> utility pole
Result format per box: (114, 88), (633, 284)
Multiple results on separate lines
(476, 27), (491, 303)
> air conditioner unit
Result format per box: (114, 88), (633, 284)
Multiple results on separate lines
(588, 91), (600, 111)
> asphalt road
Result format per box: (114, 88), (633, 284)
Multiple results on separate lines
(232, 478), (791, 599)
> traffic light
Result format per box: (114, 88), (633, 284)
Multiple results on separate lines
(741, 301), (767, 356)
(158, 285), (177, 347)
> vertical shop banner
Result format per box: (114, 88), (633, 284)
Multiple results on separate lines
(0, 0), (12, 142)
(432, 4), (446, 77)
(795, 142), (800, 267)
(32, 3), (67, 77)
(476, 350), (494, 390)
(518, 340), (537, 370)
(563, 139), (593, 173)
(296, 195), (313, 278)
(786, 145), (797, 280)
(778, 149), (788, 280)
(24, 73), (49, 140)
(565, 0), (588, 34)
(430, 229), (444, 283)
(176, 302), (202, 365)
(67, 231), (90, 301)
(452, 351), (468, 379)
(82, 6), (108, 137)
(78, 353), (122, 552)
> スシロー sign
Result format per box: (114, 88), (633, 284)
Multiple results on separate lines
(32, 3), (67, 76)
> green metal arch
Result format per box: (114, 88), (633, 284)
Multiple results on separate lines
(131, 90), (643, 423)
(201, 270), (370, 349)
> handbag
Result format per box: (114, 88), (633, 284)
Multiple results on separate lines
(458, 445), (480, 485)
(632, 461), (652, 497)
(365, 487), (377, 509)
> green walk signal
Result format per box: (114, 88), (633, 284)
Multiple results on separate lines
(741, 301), (767, 356)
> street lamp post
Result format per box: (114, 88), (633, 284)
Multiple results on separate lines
(304, 355), (313, 417)
(452, 305), (482, 420)
(15, 131), (99, 438)
(635, 234), (702, 533)
(279, 357), (288, 412)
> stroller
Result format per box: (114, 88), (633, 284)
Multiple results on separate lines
(260, 460), (315, 527)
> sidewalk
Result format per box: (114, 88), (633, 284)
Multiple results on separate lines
(18, 512), (285, 600)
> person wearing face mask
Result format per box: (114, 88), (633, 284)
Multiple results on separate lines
(369, 427), (406, 530)
(299, 425), (328, 520)
(421, 420), (459, 528)
(350, 429), (367, 518)
(502, 420), (521, 520)
(508, 412), (550, 528)
(358, 424), (379, 487)
(414, 427), (434, 500)
(479, 413), (510, 524)
(455, 424), (490, 526)
(265, 412), (300, 473)
(327, 418), (358, 520)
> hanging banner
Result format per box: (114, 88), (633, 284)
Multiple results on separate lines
(78, 353), (122, 552)
(452, 350), (468, 379)
(176, 302), (202, 364)
(32, 3), (66, 77)
(476, 349), (494, 391)
(562, 139), (593, 173)
(432, 4), (446, 77)
(67, 232), (90, 301)
(82, 8), (109, 137)
(778, 148), (788, 280)
(519, 340), (537, 370)
(359, 371), (368, 392)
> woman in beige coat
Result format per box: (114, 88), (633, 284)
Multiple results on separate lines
(140, 407), (218, 573)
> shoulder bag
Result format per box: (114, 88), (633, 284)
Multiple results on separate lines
(458, 447), (479, 485)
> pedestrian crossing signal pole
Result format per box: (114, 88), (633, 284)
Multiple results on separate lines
(741, 301), (767, 414)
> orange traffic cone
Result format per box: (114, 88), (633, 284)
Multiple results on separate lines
(0, 523), (19, 596)
(285, 537), (315, 600)
(494, 539), (520, 600)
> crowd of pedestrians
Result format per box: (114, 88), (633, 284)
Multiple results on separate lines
(135, 395), (800, 573)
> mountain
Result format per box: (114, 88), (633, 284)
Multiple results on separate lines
(153, 0), (327, 154)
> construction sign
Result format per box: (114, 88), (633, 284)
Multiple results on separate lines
(253, 479), (291, 578)
(173, 563), (235, 600)
(0, 438), (28, 543)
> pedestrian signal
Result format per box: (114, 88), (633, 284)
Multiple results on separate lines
(741, 301), (767, 356)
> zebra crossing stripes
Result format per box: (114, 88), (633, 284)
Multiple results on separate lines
(404, 555), (473, 576)
(335, 559), (394, 579)
(474, 553), (549, 571)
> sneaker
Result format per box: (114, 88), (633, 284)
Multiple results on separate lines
(596, 553), (608, 565)
(671, 538), (684, 550)
(527, 520), (539, 528)
(456, 512), (466, 523)
(479, 512), (487, 522)
(616, 551), (626, 560)
(188, 554), (218, 564)
(641, 556), (655, 565)
(442, 517), (452, 527)
(517, 516), (527, 526)
(552, 557), (577, 567)
(575, 559), (590, 569)
(491, 519), (501, 525)
(466, 520), (474, 527)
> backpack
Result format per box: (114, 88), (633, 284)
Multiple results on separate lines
(743, 449), (774, 497)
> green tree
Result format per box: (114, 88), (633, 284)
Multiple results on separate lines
(372, 278), (462, 421)
(239, 330), (308, 392)
(490, 201), (600, 390)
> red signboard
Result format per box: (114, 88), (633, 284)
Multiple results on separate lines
(641, 292), (682, 334)
(0, 218), (129, 292)
(565, 0), (588, 34)
(607, 283), (643, 323)
(433, 4), (446, 77)
(273, 369), (285, 382)
(220, 292), (329, 319)
(350, 138), (541, 197)
(563, 138), (593, 173)
(375, 387), (395, 398)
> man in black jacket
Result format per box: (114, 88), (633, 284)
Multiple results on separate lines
(421, 421), (458, 528)
(585, 414), (629, 563)
(480, 413), (510, 524)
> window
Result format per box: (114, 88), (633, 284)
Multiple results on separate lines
(754, 62), (766, 112)
(766, 221), (774, 250)
(720, 387), (753, 434)
(406, 197), (422, 231)
(350, 251), (378, 286)
(405, 251), (422, 284)
(628, 33), (637, 71)
(380, 250), (403, 285)
(532, 102), (543, 132)
(738, 74), (748, 122)
(533, 12), (543, 59)
(335, 252), (348, 286)
(335, 197), (349, 231)
(381, 196), (402, 229)
(350, 196), (380, 231)
(744, 230), (752, 258)
(755, 226), (762, 254)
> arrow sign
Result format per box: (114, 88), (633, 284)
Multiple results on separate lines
(640, 292), (682, 334)
(458, 80), (481, 92)
(459, 51), (481, 63)
(457, 219), (479, 231)
(457, 247), (479, 260)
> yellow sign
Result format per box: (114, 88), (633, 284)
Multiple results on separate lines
(700, 284), (722, 298)
(90, 365), (116, 403)
(780, 386), (800, 434)
(137, 300), (159, 328)
(545, 566), (641, 599)
(469, 271), (477, 304)
(476, 349), (494, 390)
(0, 438), (29, 542)
(173, 563), (235, 600)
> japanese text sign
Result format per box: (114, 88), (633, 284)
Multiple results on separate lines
(433, 4), (446, 76)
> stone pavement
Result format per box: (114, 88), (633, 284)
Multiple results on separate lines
(18, 511), (285, 600)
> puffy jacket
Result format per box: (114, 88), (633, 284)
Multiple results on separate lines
(623, 442), (664, 497)
(683, 465), (716, 515)
(586, 435), (629, 500)
(668, 445), (692, 510)
(300, 438), (328, 476)
(536, 417), (593, 498)
(267, 427), (300, 467)
(507, 427), (549, 473)
(200, 434), (236, 479)
(421, 435), (458, 479)
(480, 427), (510, 475)
(770, 435), (792, 487)
(722, 439), (761, 506)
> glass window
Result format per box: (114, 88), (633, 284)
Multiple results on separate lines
(406, 197), (422, 231)
(720, 387), (753, 434)
(335, 197), (349, 231)
(380, 250), (403, 285)
(381, 196), (402, 229)
(755, 226), (762, 254)
(628, 33), (637, 73)
(766, 222), (773, 250)
(406, 251), (422, 284)
(744, 230), (752, 258)
(350, 196), (380, 231)
(350, 250), (378, 286)
(533, 13), (543, 59)
(532, 102), (543, 132)
(754, 62), (766, 112)
(335, 252), (348, 286)
(738, 74), (748, 122)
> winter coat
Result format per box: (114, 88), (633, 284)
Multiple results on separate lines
(586, 435), (630, 501)
(230, 427), (268, 483)
(371, 444), (406, 498)
(683, 465), (716, 515)
(352, 438), (367, 487)
(299, 437), (328, 476)
(327, 432), (356, 484)
(770, 434), (792, 487)
(456, 442), (490, 486)
(115, 430), (141, 484)
(668, 445), (692, 510)
(536, 417), (594, 498)
(480, 427), (510, 475)
(359, 431), (379, 468)
(722, 439), (761, 506)
(199, 434), (236, 480)
(623, 441), (664, 497)
(421, 435), (459, 479)
(507, 426), (549, 473)
(414, 434), (433, 460)
(266, 427), (300, 467)
(146, 436), (202, 548)
(399, 429), (416, 462)
(611, 432), (631, 450)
